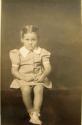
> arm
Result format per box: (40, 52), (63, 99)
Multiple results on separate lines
(9, 49), (34, 82)
(35, 48), (52, 82)
(36, 62), (52, 82)
(11, 66), (23, 80)
(11, 66), (34, 82)
(41, 62), (52, 78)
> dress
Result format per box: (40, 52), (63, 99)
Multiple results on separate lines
(9, 46), (52, 89)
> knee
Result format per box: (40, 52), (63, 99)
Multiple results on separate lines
(34, 85), (44, 94)
(20, 86), (31, 95)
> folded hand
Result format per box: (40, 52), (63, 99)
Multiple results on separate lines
(35, 74), (45, 83)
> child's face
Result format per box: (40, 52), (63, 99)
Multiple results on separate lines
(22, 32), (38, 50)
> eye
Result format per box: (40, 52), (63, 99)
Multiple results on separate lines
(26, 38), (29, 41)
(32, 38), (36, 41)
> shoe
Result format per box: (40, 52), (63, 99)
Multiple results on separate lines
(29, 112), (40, 117)
(29, 112), (42, 125)
(29, 112), (33, 118)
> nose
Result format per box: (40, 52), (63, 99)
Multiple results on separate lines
(29, 40), (32, 44)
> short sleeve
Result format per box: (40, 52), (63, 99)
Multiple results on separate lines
(9, 49), (20, 67)
(41, 48), (51, 64)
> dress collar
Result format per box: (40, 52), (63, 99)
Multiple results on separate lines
(19, 46), (41, 57)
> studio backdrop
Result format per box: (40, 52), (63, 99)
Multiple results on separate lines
(1, 0), (82, 91)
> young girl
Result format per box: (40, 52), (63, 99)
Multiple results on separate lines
(9, 25), (52, 125)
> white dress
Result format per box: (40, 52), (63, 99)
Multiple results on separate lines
(9, 46), (52, 89)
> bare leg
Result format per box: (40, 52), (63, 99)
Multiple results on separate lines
(29, 85), (44, 124)
(33, 85), (44, 113)
(20, 86), (33, 113)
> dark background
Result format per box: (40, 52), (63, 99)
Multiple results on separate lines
(2, 0), (82, 91)
(1, 0), (82, 90)
(1, 0), (82, 125)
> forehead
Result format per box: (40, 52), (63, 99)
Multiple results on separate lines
(23, 32), (37, 38)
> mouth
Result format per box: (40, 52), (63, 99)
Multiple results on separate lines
(28, 46), (34, 50)
(25, 44), (36, 50)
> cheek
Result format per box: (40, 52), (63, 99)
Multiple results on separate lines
(33, 43), (37, 47)
(24, 41), (29, 46)
(33, 41), (38, 45)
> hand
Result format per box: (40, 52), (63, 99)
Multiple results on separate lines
(35, 74), (45, 83)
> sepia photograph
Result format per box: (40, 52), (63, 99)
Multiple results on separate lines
(1, 0), (82, 125)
